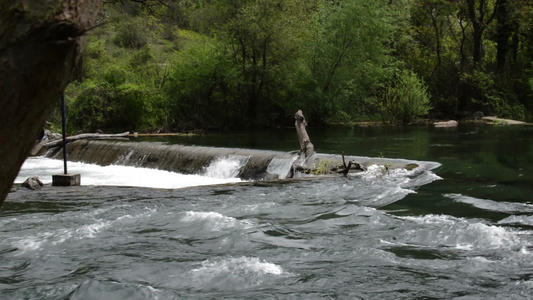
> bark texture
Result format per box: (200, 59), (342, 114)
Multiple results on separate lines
(0, 0), (101, 206)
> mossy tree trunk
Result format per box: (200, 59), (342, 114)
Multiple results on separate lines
(0, 0), (101, 206)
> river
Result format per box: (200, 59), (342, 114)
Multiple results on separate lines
(2, 124), (532, 299)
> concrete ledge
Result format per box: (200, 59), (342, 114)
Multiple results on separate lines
(52, 174), (81, 186)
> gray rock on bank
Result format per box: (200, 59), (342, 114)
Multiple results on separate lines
(22, 176), (44, 190)
(434, 120), (458, 128)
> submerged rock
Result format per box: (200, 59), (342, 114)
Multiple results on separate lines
(405, 163), (419, 171)
(22, 176), (44, 190)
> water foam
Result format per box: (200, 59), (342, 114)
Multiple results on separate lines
(191, 256), (284, 276)
(75, 221), (110, 239)
(16, 157), (241, 189)
(9, 207), (157, 255)
(445, 193), (533, 213)
(348, 164), (436, 207)
(186, 256), (285, 291)
(203, 156), (248, 179)
(396, 214), (523, 251)
(181, 211), (252, 230)
(11, 220), (111, 254)
(13, 235), (45, 252)
(498, 215), (533, 226)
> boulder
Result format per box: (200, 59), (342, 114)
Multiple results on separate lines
(22, 176), (45, 190)
(473, 111), (485, 120)
(434, 120), (458, 128)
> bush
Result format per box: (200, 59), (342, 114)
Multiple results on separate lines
(466, 70), (528, 120)
(129, 47), (154, 69)
(103, 66), (127, 86)
(113, 22), (148, 49)
(69, 81), (155, 132)
(380, 70), (431, 124)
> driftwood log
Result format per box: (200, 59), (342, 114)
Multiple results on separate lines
(30, 131), (130, 156)
(43, 132), (130, 148)
(0, 0), (101, 206)
(295, 110), (314, 159)
(293, 110), (315, 170)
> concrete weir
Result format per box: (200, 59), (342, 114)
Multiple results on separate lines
(42, 140), (440, 180)
(44, 140), (297, 180)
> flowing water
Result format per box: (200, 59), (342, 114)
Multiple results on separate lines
(2, 124), (533, 299)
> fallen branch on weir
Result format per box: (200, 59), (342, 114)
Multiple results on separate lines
(43, 132), (130, 148)
(335, 152), (366, 176)
(290, 111), (366, 178)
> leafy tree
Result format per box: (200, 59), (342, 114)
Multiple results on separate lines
(465, 0), (497, 67)
(300, 0), (402, 123)
(68, 80), (157, 132)
(379, 70), (432, 125)
(165, 30), (238, 129)
(220, 0), (316, 126)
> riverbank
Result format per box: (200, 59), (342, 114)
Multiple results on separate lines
(481, 116), (531, 125)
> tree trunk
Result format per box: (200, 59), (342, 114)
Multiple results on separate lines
(429, 6), (442, 68)
(494, 0), (512, 73)
(459, 18), (467, 72)
(466, 0), (495, 67)
(0, 0), (101, 206)
(472, 22), (484, 66)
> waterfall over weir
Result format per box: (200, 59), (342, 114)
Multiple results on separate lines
(44, 140), (297, 180)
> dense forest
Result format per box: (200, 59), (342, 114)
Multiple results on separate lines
(55, 0), (533, 133)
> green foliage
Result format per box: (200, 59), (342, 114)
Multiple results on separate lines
(113, 21), (148, 49)
(380, 70), (432, 125)
(464, 70), (527, 120)
(103, 66), (127, 86)
(165, 30), (238, 129)
(55, 0), (533, 134)
(312, 159), (331, 175)
(129, 47), (154, 68)
(68, 80), (153, 132)
(297, 0), (402, 123)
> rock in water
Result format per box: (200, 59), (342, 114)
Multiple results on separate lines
(22, 176), (45, 190)
(434, 120), (458, 128)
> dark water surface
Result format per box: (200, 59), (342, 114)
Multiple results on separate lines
(2, 124), (533, 299)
